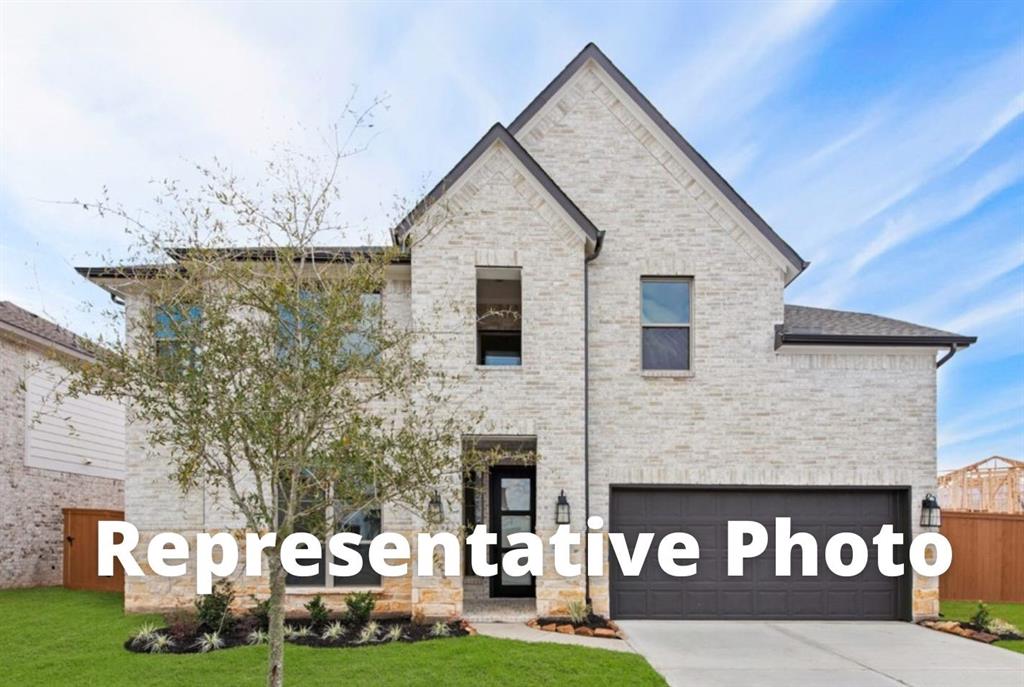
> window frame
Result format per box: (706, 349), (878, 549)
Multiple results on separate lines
(284, 484), (382, 591)
(639, 276), (693, 373)
(475, 266), (523, 368)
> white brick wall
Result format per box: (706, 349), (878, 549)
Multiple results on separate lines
(515, 61), (939, 618)
(120, 59), (944, 620)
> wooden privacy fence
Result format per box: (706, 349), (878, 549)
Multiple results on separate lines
(940, 510), (1024, 603)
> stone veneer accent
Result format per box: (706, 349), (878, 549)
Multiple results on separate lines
(0, 335), (124, 588)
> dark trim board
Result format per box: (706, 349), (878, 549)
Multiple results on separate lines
(391, 124), (602, 249)
(607, 485), (913, 621)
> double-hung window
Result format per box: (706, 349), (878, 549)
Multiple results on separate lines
(640, 277), (691, 371)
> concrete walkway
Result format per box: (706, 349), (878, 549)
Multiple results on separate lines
(472, 622), (636, 653)
(618, 620), (1024, 687)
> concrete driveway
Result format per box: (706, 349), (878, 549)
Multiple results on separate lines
(618, 620), (1024, 687)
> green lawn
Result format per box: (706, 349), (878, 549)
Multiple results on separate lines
(0, 588), (665, 686)
(941, 599), (1024, 654)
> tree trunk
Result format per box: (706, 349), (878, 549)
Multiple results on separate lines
(266, 552), (287, 687)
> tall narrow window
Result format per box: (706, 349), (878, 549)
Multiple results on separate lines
(641, 277), (691, 370)
(476, 267), (522, 366)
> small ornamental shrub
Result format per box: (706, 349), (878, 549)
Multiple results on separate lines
(285, 624), (313, 640)
(345, 591), (376, 626)
(321, 621), (346, 641)
(304, 594), (330, 629)
(130, 622), (159, 650)
(147, 634), (175, 654)
(195, 631), (224, 653)
(354, 621), (379, 645)
(970, 601), (992, 629)
(165, 610), (200, 643)
(246, 629), (268, 645)
(430, 621), (451, 638)
(567, 599), (590, 625)
(195, 579), (235, 631)
(988, 618), (1022, 637)
(251, 596), (271, 630)
(384, 625), (404, 642)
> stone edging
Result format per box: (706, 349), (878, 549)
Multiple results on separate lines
(526, 617), (623, 639)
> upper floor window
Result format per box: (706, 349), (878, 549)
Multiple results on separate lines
(155, 305), (202, 376)
(476, 267), (522, 366)
(641, 277), (691, 371)
(277, 290), (381, 362)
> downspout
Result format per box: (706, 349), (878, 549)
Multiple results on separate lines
(583, 231), (604, 606)
(936, 344), (959, 368)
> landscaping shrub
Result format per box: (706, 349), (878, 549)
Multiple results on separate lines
(304, 594), (330, 629)
(251, 595), (271, 630)
(345, 591), (375, 626)
(567, 599), (590, 625)
(971, 601), (992, 629)
(195, 579), (235, 631)
(164, 610), (200, 643)
(988, 618), (1023, 637)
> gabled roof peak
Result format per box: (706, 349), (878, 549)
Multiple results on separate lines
(391, 123), (602, 250)
(509, 42), (808, 282)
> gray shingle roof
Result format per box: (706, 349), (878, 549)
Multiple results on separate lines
(780, 305), (976, 347)
(0, 301), (93, 358)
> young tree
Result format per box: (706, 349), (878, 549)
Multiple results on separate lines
(63, 110), (493, 686)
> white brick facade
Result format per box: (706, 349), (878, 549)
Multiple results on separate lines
(109, 49), (950, 621)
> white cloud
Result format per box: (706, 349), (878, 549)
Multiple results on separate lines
(943, 290), (1024, 334)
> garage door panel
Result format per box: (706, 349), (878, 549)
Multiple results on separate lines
(609, 487), (909, 620)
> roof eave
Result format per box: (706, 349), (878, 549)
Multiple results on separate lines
(776, 333), (978, 349)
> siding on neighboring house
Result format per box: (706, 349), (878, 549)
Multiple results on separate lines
(0, 332), (124, 588)
(25, 362), (126, 480)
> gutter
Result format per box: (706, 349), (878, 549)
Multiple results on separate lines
(936, 344), (966, 368)
(583, 230), (604, 606)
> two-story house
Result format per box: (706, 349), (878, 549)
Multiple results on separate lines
(78, 44), (975, 623)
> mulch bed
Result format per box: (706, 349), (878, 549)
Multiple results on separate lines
(125, 616), (470, 654)
(920, 619), (1024, 644)
(528, 614), (622, 639)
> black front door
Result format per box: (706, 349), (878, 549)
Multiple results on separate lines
(489, 466), (536, 598)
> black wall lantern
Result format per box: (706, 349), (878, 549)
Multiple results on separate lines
(427, 490), (444, 524)
(920, 493), (941, 528)
(555, 490), (570, 525)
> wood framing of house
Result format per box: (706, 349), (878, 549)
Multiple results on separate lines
(938, 456), (1024, 514)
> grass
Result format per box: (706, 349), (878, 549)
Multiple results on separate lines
(0, 588), (665, 686)
(940, 599), (1024, 654)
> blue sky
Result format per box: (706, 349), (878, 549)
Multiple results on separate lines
(1, 1), (1021, 469)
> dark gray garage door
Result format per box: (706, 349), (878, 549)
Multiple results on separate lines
(609, 487), (910, 620)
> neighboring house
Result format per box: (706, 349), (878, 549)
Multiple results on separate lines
(78, 44), (976, 622)
(0, 301), (125, 588)
(939, 456), (1024, 514)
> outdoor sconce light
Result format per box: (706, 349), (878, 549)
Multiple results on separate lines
(427, 490), (444, 524)
(920, 493), (941, 528)
(555, 490), (570, 525)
